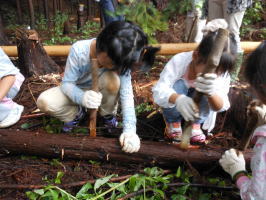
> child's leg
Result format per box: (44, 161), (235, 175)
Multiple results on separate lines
(208, 0), (224, 20)
(162, 79), (188, 123)
(37, 86), (79, 122)
(98, 71), (120, 117)
(0, 73), (25, 127)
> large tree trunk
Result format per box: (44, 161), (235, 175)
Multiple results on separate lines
(16, 29), (61, 77)
(0, 129), (253, 167)
(0, 15), (9, 45)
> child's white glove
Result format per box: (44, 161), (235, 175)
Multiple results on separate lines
(175, 95), (199, 121)
(219, 149), (247, 179)
(82, 90), (102, 109)
(247, 99), (266, 126)
(119, 132), (140, 153)
(195, 73), (218, 96)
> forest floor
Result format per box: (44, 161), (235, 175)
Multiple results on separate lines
(0, 12), (262, 199)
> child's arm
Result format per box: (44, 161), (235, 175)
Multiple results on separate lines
(0, 75), (16, 101)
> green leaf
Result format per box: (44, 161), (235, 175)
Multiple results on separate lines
(76, 182), (93, 198)
(94, 174), (115, 192)
(54, 171), (64, 184)
(33, 189), (45, 195)
(171, 194), (187, 200)
(199, 193), (211, 200)
(176, 166), (182, 178)
(176, 184), (189, 195)
(25, 191), (39, 200)
(21, 123), (31, 129)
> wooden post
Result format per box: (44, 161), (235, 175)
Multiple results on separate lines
(27, 0), (35, 29)
(180, 29), (229, 149)
(89, 58), (99, 137)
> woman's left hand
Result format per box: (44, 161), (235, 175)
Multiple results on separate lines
(119, 132), (140, 153)
(195, 73), (218, 96)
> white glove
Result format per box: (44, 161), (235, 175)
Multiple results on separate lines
(82, 90), (102, 109)
(175, 95), (199, 121)
(195, 73), (218, 96)
(119, 132), (140, 153)
(202, 19), (228, 35)
(219, 149), (246, 179)
(247, 99), (266, 126)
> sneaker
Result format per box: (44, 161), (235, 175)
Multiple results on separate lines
(190, 124), (206, 143)
(103, 115), (118, 133)
(0, 103), (24, 128)
(164, 122), (182, 141)
(62, 107), (85, 133)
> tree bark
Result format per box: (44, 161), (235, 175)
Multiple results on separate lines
(0, 129), (253, 167)
(27, 0), (35, 29)
(0, 15), (9, 45)
(43, 0), (50, 27)
(16, 29), (61, 77)
(16, 0), (23, 24)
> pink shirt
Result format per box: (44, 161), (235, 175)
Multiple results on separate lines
(236, 125), (266, 200)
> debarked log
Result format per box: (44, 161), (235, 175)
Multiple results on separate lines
(1, 41), (261, 57)
(0, 129), (253, 167)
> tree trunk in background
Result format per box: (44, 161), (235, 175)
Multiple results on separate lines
(53, 0), (57, 15)
(44, 0), (50, 27)
(16, 0), (23, 24)
(16, 29), (61, 77)
(0, 15), (9, 45)
(0, 129), (253, 167)
(27, 0), (35, 29)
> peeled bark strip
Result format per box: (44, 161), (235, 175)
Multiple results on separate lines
(0, 129), (253, 167)
(16, 29), (61, 77)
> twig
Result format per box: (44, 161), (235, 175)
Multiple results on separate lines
(21, 112), (46, 119)
(27, 83), (37, 105)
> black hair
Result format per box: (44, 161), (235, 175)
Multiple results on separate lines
(244, 41), (266, 99)
(197, 31), (237, 74)
(96, 21), (160, 75)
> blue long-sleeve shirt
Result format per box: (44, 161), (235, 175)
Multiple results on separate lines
(61, 39), (136, 133)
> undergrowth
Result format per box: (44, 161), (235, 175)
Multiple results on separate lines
(26, 166), (236, 200)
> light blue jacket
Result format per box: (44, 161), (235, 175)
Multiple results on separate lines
(61, 39), (136, 133)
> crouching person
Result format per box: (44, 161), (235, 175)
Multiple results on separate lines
(0, 47), (24, 128)
(37, 21), (159, 153)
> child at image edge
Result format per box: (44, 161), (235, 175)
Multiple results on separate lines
(0, 47), (25, 128)
(219, 40), (266, 200)
(152, 19), (237, 143)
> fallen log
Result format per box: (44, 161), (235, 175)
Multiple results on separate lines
(0, 129), (253, 167)
(1, 41), (261, 57)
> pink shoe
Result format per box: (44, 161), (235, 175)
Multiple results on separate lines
(165, 122), (182, 141)
(190, 124), (206, 143)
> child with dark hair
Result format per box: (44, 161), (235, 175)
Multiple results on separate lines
(152, 19), (237, 143)
(0, 47), (25, 128)
(37, 21), (159, 153)
(219, 41), (266, 200)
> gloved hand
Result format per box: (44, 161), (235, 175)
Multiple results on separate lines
(247, 99), (266, 126)
(195, 73), (218, 96)
(219, 149), (247, 180)
(119, 132), (140, 153)
(82, 90), (102, 109)
(175, 95), (199, 121)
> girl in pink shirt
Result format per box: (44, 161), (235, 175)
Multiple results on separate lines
(219, 40), (266, 200)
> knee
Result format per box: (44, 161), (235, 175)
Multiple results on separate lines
(37, 92), (58, 113)
(100, 71), (120, 94)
